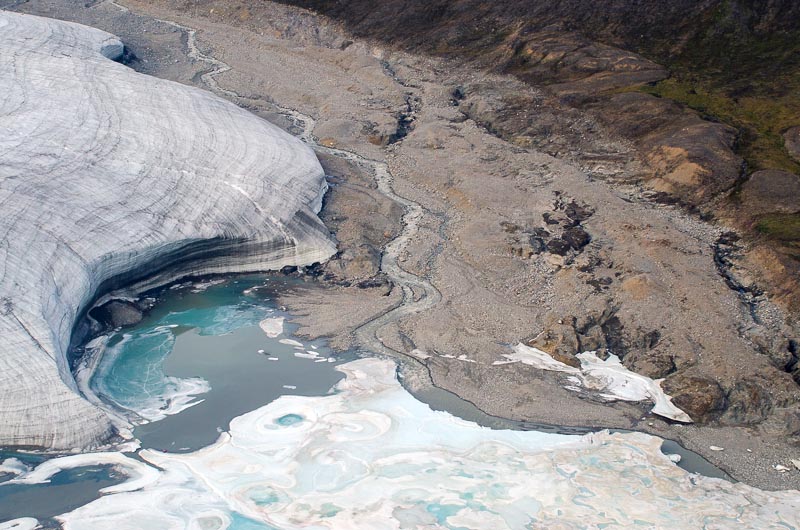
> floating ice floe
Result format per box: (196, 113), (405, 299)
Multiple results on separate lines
(282, 385), (297, 390)
(279, 339), (304, 348)
(21, 358), (800, 529)
(267, 357), (280, 362)
(190, 279), (227, 293)
(259, 317), (285, 338)
(5, 453), (159, 494)
(499, 343), (693, 423)
(0, 458), (29, 476)
(294, 351), (319, 360)
(0, 518), (38, 530)
(242, 284), (269, 296)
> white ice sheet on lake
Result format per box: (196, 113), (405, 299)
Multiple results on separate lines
(0, 518), (39, 530)
(7, 359), (796, 529)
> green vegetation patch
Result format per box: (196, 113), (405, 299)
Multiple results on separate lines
(756, 212), (800, 242)
(639, 78), (800, 175)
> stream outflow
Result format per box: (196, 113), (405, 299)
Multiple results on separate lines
(151, 11), (443, 379)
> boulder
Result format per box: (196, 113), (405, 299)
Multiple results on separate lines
(722, 380), (774, 425)
(661, 374), (726, 423)
(89, 300), (144, 329)
(741, 169), (800, 215)
(562, 227), (592, 250)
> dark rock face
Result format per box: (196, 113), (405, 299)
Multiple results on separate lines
(786, 127), (800, 164)
(740, 169), (800, 215)
(278, 0), (800, 77)
(722, 380), (774, 425)
(624, 347), (675, 380)
(89, 300), (144, 329)
(562, 227), (591, 250)
(662, 374), (726, 423)
(545, 238), (571, 256)
(785, 410), (800, 442)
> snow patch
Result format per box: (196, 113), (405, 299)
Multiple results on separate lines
(502, 344), (692, 423)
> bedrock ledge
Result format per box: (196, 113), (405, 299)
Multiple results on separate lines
(0, 10), (335, 450)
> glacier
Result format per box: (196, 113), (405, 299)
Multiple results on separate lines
(0, 10), (335, 450)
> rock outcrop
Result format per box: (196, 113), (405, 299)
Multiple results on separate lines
(0, 11), (335, 449)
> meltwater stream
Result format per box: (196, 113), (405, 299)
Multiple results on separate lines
(1, 277), (799, 529)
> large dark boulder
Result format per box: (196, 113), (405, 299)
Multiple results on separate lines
(90, 299), (144, 329)
(562, 227), (591, 250)
(722, 380), (774, 425)
(662, 374), (726, 423)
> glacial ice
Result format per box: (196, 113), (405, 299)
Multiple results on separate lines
(502, 343), (693, 422)
(0, 11), (335, 449)
(5, 358), (795, 529)
(90, 328), (210, 422)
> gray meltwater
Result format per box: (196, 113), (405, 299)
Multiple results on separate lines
(126, 279), (347, 452)
(0, 276), (349, 523)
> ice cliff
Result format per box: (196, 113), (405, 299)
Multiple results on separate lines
(0, 11), (335, 449)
